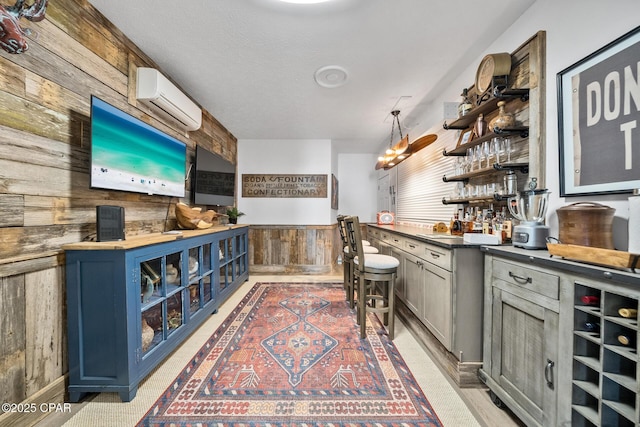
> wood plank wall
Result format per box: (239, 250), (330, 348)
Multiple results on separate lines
(249, 225), (342, 275)
(0, 1), (237, 425)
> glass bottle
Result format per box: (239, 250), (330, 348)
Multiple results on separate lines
(489, 100), (515, 131)
(458, 88), (473, 118)
(451, 212), (463, 236)
(618, 308), (638, 318)
(474, 114), (488, 138)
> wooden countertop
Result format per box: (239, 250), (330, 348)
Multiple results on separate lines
(62, 225), (248, 251)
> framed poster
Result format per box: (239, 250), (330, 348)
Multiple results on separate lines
(557, 25), (640, 196)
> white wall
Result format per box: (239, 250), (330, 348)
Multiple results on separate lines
(405, 0), (640, 249)
(337, 153), (378, 223)
(237, 139), (334, 225)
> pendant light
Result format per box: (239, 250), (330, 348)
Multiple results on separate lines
(374, 110), (438, 170)
(375, 110), (409, 170)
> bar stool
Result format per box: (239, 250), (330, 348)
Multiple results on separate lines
(337, 215), (378, 308)
(344, 215), (399, 340)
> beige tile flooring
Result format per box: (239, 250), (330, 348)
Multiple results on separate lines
(37, 274), (523, 427)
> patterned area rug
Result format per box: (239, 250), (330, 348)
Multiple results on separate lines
(137, 282), (443, 426)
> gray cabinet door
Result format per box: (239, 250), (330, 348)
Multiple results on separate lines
(423, 262), (453, 351)
(390, 246), (405, 301)
(490, 287), (558, 426)
(403, 252), (424, 318)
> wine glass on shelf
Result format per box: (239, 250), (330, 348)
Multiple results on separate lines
(503, 137), (513, 163)
(474, 145), (482, 171)
(492, 137), (503, 164)
(481, 140), (490, 169)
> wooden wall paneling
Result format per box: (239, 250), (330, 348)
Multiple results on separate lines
(24, 267), (66, 395)
(0, 195), (24, 227)
(248, 225), (338, 274)
(527, 31), (546, 188)
(0, 225), (85, 260)
(0, 56), (26, 97)
(32, 19), (128, 96)
(0, 91), (74, 143)
(0, 0), (238, 414)
(0, 275), (26, 404)
(45, 0), (131, 74)
(0, 253), (63, 278)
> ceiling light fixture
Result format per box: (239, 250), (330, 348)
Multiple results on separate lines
(375, 110), (438, 170)
(314, 65), (348, 88)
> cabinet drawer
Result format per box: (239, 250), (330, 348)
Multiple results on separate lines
(380, 231), (393, 245)
(388, 234), (403, 248)
(368, 227), (381, 239)
(423, 243), (452, 271)
(493, 259), (559, 300)
(403, 237), (425, 256)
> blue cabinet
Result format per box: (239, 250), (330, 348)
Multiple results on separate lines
(64, 226), (249, 402)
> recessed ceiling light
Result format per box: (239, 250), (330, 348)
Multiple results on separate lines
(314, 65), (348, 88)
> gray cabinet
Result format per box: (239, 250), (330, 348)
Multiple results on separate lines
(367, 225), (484, 365)
(481, 245), (640, 427)
(423, 260), (452, 350)
(402, 251), (425, 320)
(481, 255), (560, 426)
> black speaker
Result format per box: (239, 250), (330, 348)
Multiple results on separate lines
(96, 205), (125, 242)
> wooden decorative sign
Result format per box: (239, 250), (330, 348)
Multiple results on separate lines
(242, 174), (327, 198)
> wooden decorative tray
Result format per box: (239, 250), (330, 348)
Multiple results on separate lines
(547, 243), (640, 270)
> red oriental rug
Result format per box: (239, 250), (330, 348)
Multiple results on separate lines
(137, 282), (443, 426)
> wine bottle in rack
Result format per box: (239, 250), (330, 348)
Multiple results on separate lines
(617, 334), (634, 346)
(618, 308), (638, 318)
(580, 295), (599, 305)
(583, 322), (600, 333)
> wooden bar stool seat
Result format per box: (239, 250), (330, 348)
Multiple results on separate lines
(337, 215), (377, 307)
(344, 215), (399, 340)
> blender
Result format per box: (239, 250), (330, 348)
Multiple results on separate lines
(508, 178), (550, 249)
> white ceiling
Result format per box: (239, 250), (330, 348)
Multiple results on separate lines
(87, 0), (535, 153)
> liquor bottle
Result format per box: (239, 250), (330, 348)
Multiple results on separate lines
(581, 295), (600, 305)
(458, 88), (473, 118)
(451, 212), (463, 236)
(618, 308), (638, 318)
(472, 207), (483, 233)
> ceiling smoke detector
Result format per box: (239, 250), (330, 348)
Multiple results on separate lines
(314, 65), (348, 88)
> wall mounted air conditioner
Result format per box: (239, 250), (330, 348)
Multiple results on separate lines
(136, 67), (202, 131)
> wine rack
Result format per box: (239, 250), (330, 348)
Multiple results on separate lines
(572, 282), (639, 426)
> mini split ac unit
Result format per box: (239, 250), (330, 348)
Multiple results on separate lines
(136, 68), (202, 131)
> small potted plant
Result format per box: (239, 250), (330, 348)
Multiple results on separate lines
(226, 207), (245, 224)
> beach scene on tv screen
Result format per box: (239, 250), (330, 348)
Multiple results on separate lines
(91, 98), (186, 197)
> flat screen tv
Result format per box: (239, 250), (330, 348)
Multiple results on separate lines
(90, 96), (187, 197)
(193, 145), (235, 206)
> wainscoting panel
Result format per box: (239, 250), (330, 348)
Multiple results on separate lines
(248, 225), (341, 274)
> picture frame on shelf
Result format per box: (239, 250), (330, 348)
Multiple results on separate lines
(557, 25), (640, 196)
(455, 127), (474, 149)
